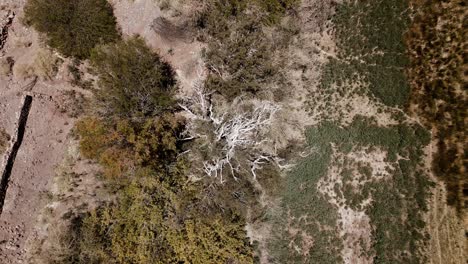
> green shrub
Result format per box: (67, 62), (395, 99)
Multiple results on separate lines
(76, 167), (253, 264)
(24, 0), (119, 59)
(90, 37), (176, 118)
(204, 19), (276, 98)
(197, 1), (283, 99)
(76, 114), (185, 179)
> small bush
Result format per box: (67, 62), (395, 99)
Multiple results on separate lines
(24, 0), (119, 59)
(33, 49), (61, 80)
(13, 62), (35, 80)
(204, 19), (277, 98)
(0, 57), (13, 77)
(197, 1), (282, 99)
(90, 37), (177, 119)
(12, 49), (60, 80)
(0, 128), (10, 154)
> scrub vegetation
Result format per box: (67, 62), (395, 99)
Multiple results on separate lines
(406, 0), (467, 211)
(19, 0), (463, 262)
(90, 37), (177, 119)
(0, 128), (10, 154)
(24, 0), (120, 59)
(270, 117), (433, 263)
(269, 0), (437, 263)
(196, 0), (296, 99)
(317, 0), (411, 109)
(69, 37), (254, 263)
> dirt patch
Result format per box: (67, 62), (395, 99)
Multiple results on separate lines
(0, 95), (32, 215)
(24, 141), (110, 263)
(0, 1), (86, 262)
(110, 0), (204, 95)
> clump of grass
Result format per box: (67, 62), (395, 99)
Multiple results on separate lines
(196, 0), (297, 99)
(32, 49), (61, 81)
(12, 48), (61, 80)
(0, 57), (13, 77)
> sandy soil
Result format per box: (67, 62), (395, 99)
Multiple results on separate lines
(0, 1), (203, 262)
(0, 2), (81, 262)
(110, 0), (204, 94)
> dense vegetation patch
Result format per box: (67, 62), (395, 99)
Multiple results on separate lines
(318, 0), (411, 108)
(44, 35), (255, 263)
(406, 0), (467, 210)
(90, 37), (176, 119)
(67, 165), (253, 264)
(271, 116), (433, 263)
(196, 0), (296, 99)
(75, 114), (184, 179)
(24, 0), (119, 59)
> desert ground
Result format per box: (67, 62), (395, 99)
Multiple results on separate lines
(0, 0), (466, 263)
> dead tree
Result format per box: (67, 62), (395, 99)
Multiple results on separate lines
(179, 68), (283, 183)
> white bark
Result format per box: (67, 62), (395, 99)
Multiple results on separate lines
(180, 68), (282, 182)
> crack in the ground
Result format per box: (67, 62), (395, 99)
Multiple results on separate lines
(0, 95), (33, 215)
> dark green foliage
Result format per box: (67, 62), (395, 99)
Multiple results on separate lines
(24, 0), (119, 59)
(320, 0), (411, 107)
(256, 0), (298, 24)
(90, 37), (176, 118)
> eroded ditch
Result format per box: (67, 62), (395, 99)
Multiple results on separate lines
(0, 95), (33, 215)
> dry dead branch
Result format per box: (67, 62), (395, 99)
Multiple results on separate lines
(179, 67), (284, 182)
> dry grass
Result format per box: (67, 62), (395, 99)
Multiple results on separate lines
(0, 127), (10, 154)
(0, 57), (13, 77)
(12, 48), (60, 80)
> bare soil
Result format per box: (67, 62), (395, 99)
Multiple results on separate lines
(0, 2), (84, 262)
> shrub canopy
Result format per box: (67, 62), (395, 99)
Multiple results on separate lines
(90, 37), (176, 119)
(24, 0), (120, 59)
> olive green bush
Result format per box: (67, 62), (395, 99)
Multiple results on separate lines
(90, 37), (176, 118)
(24, 0), (119, 59)
(77, 168), (253, 264)
(75, 113), (185, 179)
(197, 0), (288, 99)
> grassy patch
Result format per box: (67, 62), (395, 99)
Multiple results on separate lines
(319, 0), (411, 107)
(271, 116), (433, 263)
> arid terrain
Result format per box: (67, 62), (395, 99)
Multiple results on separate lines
(0, 0), (466, 263)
